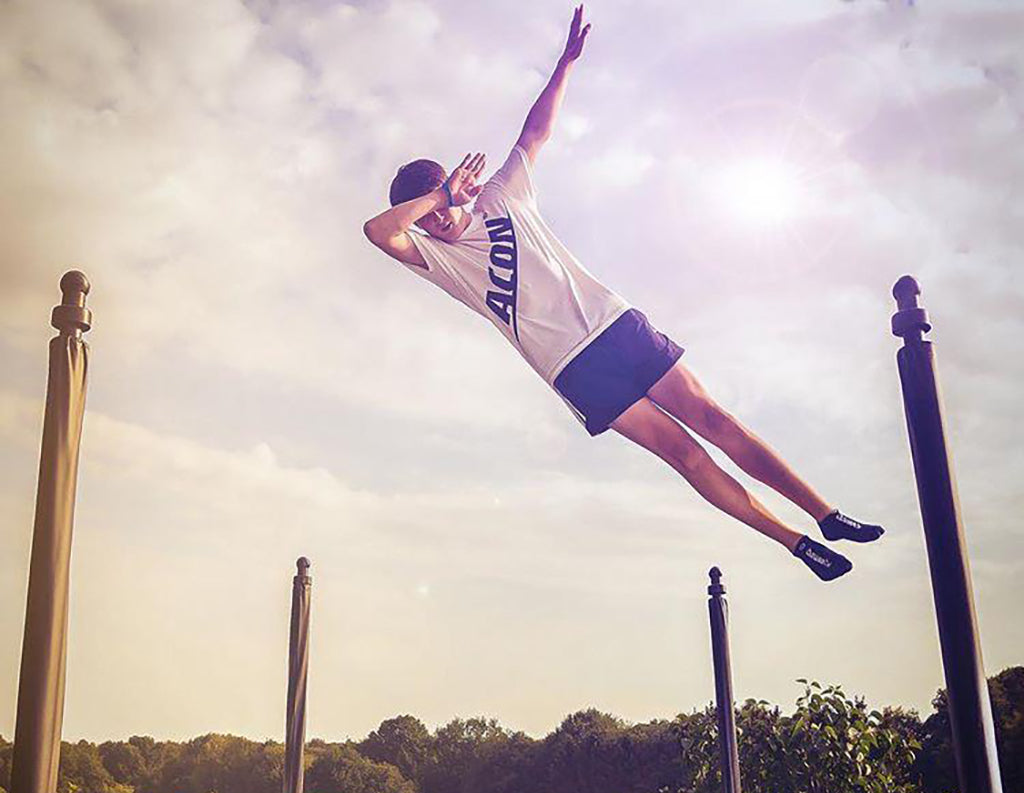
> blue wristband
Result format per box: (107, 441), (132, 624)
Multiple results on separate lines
(441, 181), (454, 207)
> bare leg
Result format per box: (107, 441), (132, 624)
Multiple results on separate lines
(648, 362), (833, 522)
(611, 397), (803, 552)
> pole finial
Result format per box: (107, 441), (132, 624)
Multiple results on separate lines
(296, 557), (311, 574)
(51, 270), (92, 334)
(891, 275), (930, 340)
(60, 271), (90, 303)
(893, 274), (919, 307)
(708, 566), (726, 596)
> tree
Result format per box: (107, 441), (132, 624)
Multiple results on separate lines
(422, 717), (512, 793)
(148, 733), (280, 793)
(677, 683), (921, 793)
(918, 665), (1024, 793)
(359, 715), (432, 783)
(305, 744), (415, 793)
(988, 666), (1024, 792)
(98, 740), (146, 789)
(58, 740), (132, 793)
(0, 734), (11, 793)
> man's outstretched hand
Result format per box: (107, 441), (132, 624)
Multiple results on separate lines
(445, 152), (486, 206)
(559, 4), (591, 66)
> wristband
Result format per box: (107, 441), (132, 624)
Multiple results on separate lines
(440, 180), (454, 207)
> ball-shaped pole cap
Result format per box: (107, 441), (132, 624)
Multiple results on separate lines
(60, 270), (91, 303)
(296, 557), (311, 574)
(51, 269), (92, 333)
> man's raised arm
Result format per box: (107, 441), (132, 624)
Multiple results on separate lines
(515, 5), (591, 165)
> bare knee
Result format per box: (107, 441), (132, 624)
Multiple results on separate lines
(698, 401), (745, 447)
(613, 397), (709, 475)
(661, 429), (708, 475)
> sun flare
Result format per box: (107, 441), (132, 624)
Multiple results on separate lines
(714, 157), (806, 227)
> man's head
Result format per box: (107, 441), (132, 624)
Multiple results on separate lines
(390, 159), (469, 242)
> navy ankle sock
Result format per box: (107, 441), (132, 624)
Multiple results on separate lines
(793, 536), (852, 582)
(819, 510), (885, 543)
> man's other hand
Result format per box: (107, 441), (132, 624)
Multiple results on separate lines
(559, 4), (591, 66)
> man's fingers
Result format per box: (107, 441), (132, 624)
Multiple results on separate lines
(451, 152), (485, 192)
(452, 153), (477, 182)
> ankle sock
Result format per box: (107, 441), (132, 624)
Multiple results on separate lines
(793, 535), (852, 582)
(819, 509), (885, 543)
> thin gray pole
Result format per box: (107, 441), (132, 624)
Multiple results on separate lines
(12, 271), (92, 793)
(708, 566), (741, 793)
(891, 276), (1003, 793)
(283, 557), (312, 793)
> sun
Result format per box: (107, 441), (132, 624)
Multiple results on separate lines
(713, 157), (806, 228)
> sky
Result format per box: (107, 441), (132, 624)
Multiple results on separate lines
(1, 0), (1022, 744)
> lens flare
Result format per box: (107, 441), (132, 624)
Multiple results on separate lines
(714, 157), (806, 227)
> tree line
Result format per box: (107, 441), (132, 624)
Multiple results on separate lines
(1, 666), (1020, 793)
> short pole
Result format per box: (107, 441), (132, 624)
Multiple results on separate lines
(891, 276), (1003, 793)
(708, 566), (742, 793)
(12, 271), (92, 793)
(284, 557), (312, 793)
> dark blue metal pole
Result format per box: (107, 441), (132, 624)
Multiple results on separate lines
(708, 567), (741, 793)
(891, 276), (1003, 793)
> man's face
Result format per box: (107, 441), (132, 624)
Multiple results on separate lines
(415, 202), (467, 242)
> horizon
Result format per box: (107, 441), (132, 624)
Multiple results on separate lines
(9, 663), (1024, 745)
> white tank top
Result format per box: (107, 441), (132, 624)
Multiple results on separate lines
(406, 146), (630, 385)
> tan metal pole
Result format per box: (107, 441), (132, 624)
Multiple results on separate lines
(11, 271), (92, 793)
(283, 557), (312, 793)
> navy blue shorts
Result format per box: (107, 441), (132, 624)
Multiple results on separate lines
(554, 309), (685, 437)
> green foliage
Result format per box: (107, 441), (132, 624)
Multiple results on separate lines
(306, 744), (415, 793)
(533, 708), (683, 793)
(785, 681), (919, 792)
(989, 667), (1024, 792)
(359, 714), (431, 782)
(422, 716), (518, 793)
(148, 733), (282, 793)
(58, 739), (131, 793)
(0, 734), (11, 793)
(917, 666), (1024, 793)
(677, 681), (922, 793)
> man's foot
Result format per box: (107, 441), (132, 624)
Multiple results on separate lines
(793, 536), (853, 582)
(818, 509), (885, 543)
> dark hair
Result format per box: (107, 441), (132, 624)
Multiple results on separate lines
(389, 159), (446, 206)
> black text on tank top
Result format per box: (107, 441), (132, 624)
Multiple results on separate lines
(484, 215), (519, 341)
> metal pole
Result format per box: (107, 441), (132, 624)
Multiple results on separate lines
(891, 275), (1003, 793)
(12, 271), (92, 793)
(284, 557), (312, 793)
(708, 566), (742, 793)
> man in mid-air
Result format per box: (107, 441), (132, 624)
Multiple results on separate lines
(363, 5), (884, 581)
